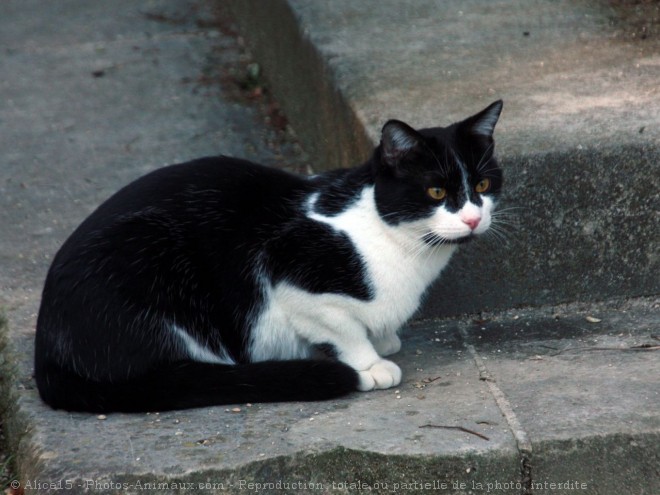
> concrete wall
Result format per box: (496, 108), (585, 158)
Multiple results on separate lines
(422, 144), (659, 317)
(224, 0), (373, 169)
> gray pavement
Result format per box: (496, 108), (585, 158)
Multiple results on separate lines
(0, 1), (659, 494)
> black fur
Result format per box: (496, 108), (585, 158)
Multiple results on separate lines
(38, 359), (358, 413)
(267, 219), (373, 300)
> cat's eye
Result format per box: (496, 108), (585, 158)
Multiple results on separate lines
(427, 187), (447, 201)
(475, 178), (491, 193)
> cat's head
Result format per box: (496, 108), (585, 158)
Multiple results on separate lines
(373, 100), (503, 246)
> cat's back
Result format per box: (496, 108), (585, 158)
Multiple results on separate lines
(56, 157), (306, 255)
(41, 156), (311, 308)
(85, 156), (305, 223)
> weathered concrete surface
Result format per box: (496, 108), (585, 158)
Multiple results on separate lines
(1, 1), (659, 494)
(226, 0), (660, 316)
(460, 298), (660, 494)
(4, 295), (659, 493)
(5, 317), (522, 493)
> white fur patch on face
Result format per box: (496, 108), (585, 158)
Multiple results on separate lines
(472, 196), (495, 235)
(425, 196), (495, 242)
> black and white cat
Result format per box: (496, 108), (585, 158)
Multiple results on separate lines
(35, 101), (503, 413)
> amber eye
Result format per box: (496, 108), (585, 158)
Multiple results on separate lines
(427, 186), (447, 200)
(475, 178), (491, 193)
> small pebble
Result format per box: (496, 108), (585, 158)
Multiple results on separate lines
(586, 316), (602, 323)
(231, 407), (241, 413)
(97, 414), (107, 420)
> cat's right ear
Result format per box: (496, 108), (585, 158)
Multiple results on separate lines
(460, 100), (503, 139)
(380, 120), (424, 168)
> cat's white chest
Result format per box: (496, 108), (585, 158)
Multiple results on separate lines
(306, 187), (454, 333)
(249, 187), (456, 363)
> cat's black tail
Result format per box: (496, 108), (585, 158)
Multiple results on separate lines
(37, 360), (359, 413)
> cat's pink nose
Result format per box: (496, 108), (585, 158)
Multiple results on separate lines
(462, 216), (481, 230)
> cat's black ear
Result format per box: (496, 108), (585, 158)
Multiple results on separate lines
(380, 120), (424, 168)
(460, 100), (503, 138)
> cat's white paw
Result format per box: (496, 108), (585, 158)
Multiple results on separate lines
(357, 359), (402, 391)
(372, 334), (401, 357)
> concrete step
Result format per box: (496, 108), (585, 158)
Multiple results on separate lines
(3, 299), (658, 494)
(225, 0), (660, 317)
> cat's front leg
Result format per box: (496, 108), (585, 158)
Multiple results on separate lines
(314, 328), (401, 391)
(293, 314), (401, 391)
(333, 339), (401, 391)
(371, 332), (402, 357)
